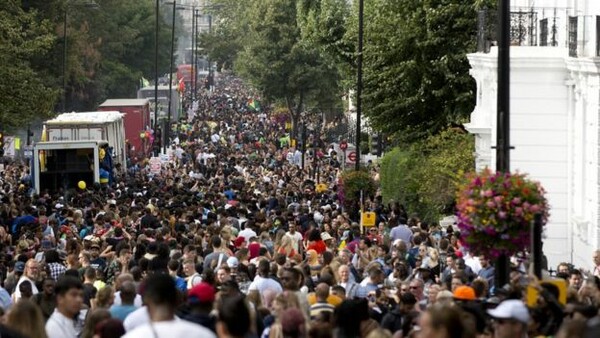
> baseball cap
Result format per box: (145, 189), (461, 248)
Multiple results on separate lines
(453, 286), (476, 301)
(188, 282), (215, 304)
(14, 261), (25, 273)
(487, 299), (530, 324)
(226, 256), (239, 269)
(233, 236), (246, 248)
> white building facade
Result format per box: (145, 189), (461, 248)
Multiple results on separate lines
(466, 0), (600, 269)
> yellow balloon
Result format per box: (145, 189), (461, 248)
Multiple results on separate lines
(78, 181), (86, 190)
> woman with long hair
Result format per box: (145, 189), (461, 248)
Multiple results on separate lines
(80, 308), (111, 338)
(94, 286), (114, 310)
(6, 299), (48, 338)
(277, 235), (296, 258)
(263, 291), (302, 338)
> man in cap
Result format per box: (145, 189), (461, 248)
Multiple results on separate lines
(487, 299), (530, 338)
(89, 241), (106, 272)
(184, 282), (217, 334)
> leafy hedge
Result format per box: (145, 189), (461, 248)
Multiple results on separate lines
(380, 128), (475, 221)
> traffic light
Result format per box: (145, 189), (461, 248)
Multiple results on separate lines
(0, 131), (4, 157)
(371, 134), (380, 156)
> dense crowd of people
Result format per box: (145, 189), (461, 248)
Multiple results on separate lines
(1, 74), (600, 338)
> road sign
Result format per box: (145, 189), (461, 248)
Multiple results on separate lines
(340, 141), (348, 151)
(347, 151), (356, 163)
(361, 211), (376, 227)
(149, 157), (161, 174)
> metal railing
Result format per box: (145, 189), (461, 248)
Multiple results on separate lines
(477, 7), (562, 53)
(510, 10), (537, 46)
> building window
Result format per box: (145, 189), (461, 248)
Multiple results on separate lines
(569, 16), (578, 57)
(596, 16), (600, 56)
(540, 18), (548, 46)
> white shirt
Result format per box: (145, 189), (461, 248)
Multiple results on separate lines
(285, 232), (303, 252)
(13, 276), (39, 301)
(238, 228), (257, 242)
(464, 254), (482, 274)
(248, 275), (283, 295)
(46, 309), (78, 338)
(123, 319), (216, 338)
(124, 306), (150, 332)
(113, 291), (143, 307)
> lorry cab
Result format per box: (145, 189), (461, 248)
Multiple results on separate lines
(33, 140), (112, 194)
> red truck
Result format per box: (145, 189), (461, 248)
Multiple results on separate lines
(98, 99), (152, 157)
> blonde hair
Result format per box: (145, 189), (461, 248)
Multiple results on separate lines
(429, 248), (439, 262)
(7, 300), (48, 338)
(95, 285), (114, 309)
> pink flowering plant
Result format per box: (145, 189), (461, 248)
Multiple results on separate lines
(455, 169), (549, 259)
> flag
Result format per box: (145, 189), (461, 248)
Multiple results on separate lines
(140, 77), (150, 88)
(40, 126), (47, 172)
(177, 78), (185, 93)
(248, 98), (261, 111)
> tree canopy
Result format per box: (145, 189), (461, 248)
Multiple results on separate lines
(357, 0), (494, 141)
(0, 0), (176, 131)
(203, 0), (347, 137)
(0, 1), (58, 130)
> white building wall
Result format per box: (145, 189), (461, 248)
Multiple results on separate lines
(466, 47), (570, 268)
(565, 58), (600, 267)
(467, 0), (600, 271)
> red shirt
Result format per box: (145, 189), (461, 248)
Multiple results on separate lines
(307, 240), (327, 255)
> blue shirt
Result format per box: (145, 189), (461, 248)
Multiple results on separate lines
(478, 266), (495, 289)
(174, 276), (187, 292)
(109, 304), (138, 322)
(389, 224), (413, 247)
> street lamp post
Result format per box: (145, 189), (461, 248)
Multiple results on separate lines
(193, 9), (199, 102)
(495, 0), (511, 288)
(164, 0), (177, 153)
(154, 0), (160, 136)
(355, 0), (364, 172)
(62, 11), (68, 112)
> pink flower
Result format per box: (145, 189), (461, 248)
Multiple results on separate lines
(515, 207), (523, 216)
(484, 190), (494, 197)
(486, 201), (495, 208)
(494, 195), (503, 203)
(511, 197), (521, 205)
(498, 211), (507, 219)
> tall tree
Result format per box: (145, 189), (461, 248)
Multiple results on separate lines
(0, 0), (59, 130)
(351, 0), (493, 141)
(204, 0), (343, 134)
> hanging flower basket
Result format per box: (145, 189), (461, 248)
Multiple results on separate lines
(455, 169), (550, 259)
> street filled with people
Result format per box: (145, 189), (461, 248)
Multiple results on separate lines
(0, 74), (599, 338)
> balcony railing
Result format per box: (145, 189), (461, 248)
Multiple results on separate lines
(510, 10), (537, 46)
(477, 7), (562, 53)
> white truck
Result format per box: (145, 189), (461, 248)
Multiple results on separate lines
(33, 140), (110, 194)
(43, 111), (127, 169)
